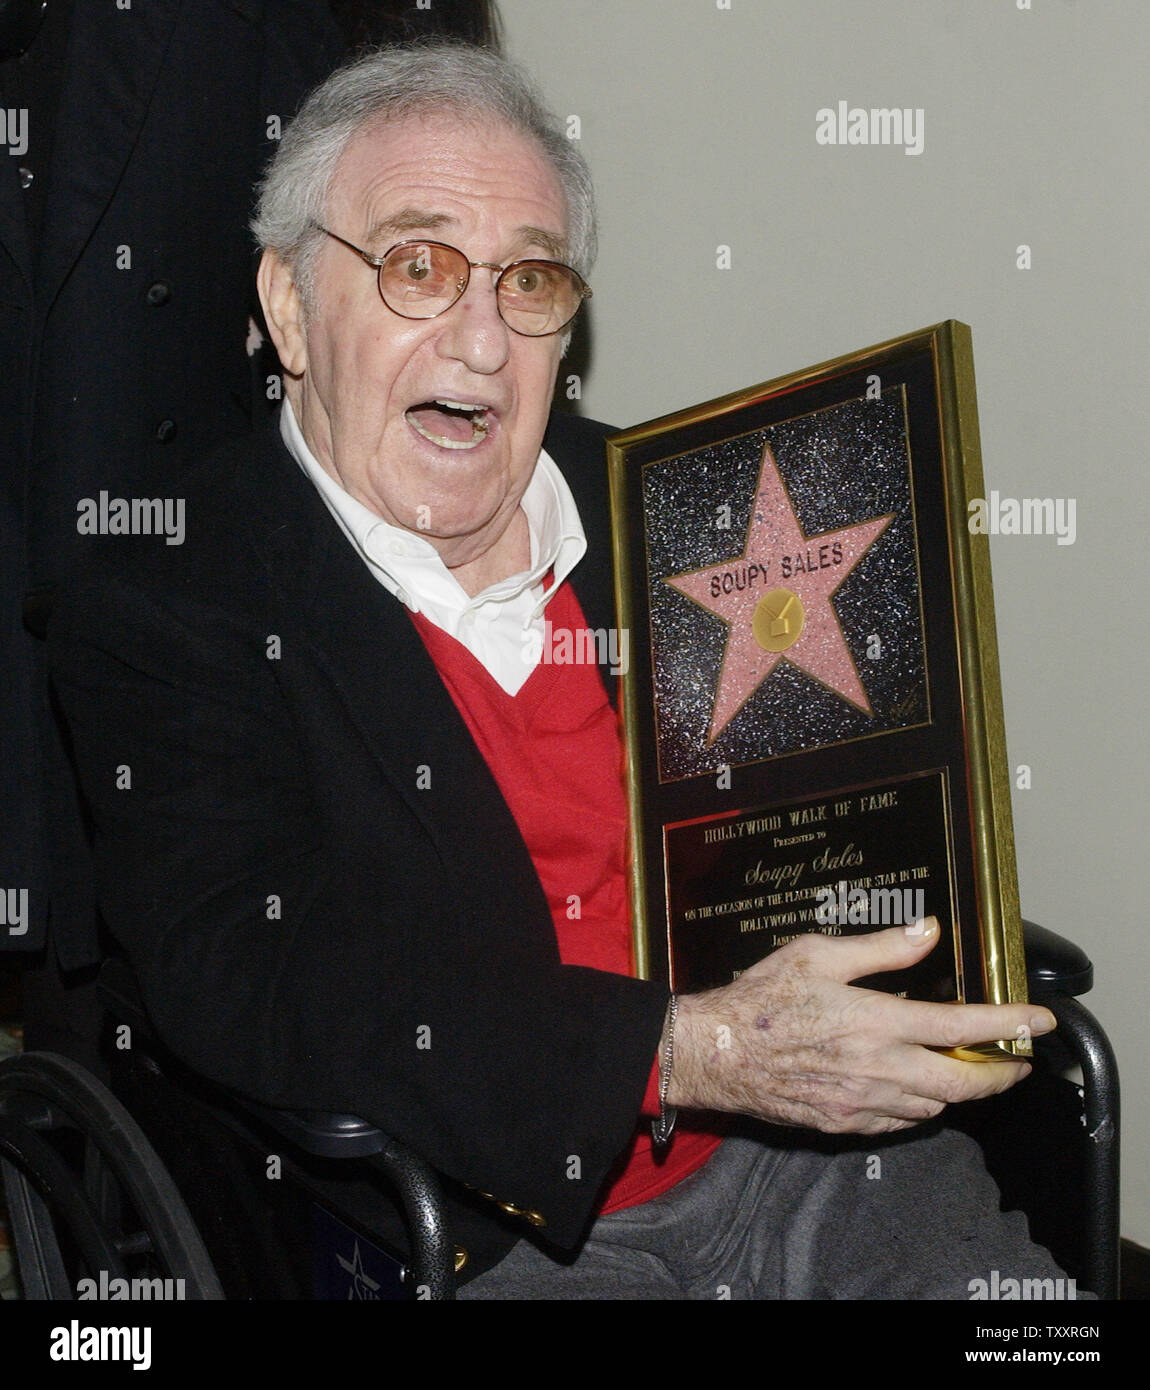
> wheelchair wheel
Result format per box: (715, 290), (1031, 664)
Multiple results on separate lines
(0, 1051), (223, 1300)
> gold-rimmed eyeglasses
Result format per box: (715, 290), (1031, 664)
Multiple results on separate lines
(314, 224), (592, 338)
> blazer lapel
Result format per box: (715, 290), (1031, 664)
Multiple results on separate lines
(246, 426), (542, 888)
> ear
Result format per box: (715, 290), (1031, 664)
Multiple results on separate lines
(257, 249), (308, 378)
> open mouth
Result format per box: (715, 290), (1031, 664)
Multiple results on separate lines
(405, 398), (492, 450)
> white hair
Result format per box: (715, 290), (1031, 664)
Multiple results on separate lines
(251, 41), (597, 317)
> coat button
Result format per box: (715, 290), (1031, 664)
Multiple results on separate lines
(155, 419), (177, 443)
(18, 167), (33, 189)
(146, 281), (171, 307)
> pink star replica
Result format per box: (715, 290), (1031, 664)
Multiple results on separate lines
(664, 442), (893, 745)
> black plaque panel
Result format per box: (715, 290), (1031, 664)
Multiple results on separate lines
(665, 771), (957, 998)
(608, 323), (1027, 1056)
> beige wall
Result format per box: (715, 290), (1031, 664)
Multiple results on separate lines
(501, 0), (1150, 1245)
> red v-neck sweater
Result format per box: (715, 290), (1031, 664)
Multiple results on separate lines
(410, 582), (722, 1213)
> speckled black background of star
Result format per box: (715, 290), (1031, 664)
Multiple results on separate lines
(643, 389), (928, 782)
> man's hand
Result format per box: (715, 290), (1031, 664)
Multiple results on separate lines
(665, 918), (1055, 1136)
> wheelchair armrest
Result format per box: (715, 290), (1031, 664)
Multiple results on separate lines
(1021, 923), (1117, 1299)
(96, 954), (456, 1295)
(240, 1103), (388, 1159)
(1023, 919), (1093, 998)
(242, 1100), (457, 1296)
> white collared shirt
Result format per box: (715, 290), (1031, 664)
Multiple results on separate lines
(281, 399), (587, 695)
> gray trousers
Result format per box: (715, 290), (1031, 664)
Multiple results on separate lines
(459, 1123), (1078, 1300)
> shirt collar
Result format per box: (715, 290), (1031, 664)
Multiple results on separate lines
(280, 397), (586, 620)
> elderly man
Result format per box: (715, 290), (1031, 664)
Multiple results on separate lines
(50, 43), (1069, 1299)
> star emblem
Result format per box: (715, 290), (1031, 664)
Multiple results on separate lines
(336, 1240), (382, 1299)
(664, 442), (893, 745)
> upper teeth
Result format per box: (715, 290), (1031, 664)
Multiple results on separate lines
(406, 399), (492, 450)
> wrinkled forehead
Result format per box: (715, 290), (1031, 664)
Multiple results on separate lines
(326, 108), (569, 255)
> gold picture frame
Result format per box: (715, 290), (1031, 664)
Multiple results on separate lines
(608, 321), (1027, 1059)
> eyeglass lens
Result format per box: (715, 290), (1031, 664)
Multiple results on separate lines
(378, 242), (584, 336)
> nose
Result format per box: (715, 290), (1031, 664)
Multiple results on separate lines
(434, 266), (511, 375)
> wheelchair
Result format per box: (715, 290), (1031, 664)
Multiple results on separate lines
(0, 919), (1121, 1301)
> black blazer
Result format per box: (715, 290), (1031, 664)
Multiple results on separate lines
(48, 410), (670, 1274)
(1, 0), (346, 953)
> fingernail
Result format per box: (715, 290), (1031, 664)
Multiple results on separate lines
(905, 917), (937, 939)
(1029, 1012), (1056, 1036)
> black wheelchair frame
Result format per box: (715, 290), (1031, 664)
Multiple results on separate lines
(0, 919), (1121, 1302)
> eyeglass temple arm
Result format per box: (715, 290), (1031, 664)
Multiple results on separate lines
(313, 224), (385, 269)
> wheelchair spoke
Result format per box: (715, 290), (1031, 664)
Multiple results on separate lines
(0, 1054), (223, 1299)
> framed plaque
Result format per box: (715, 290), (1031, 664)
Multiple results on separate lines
(608, 321), (1028, 1059)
